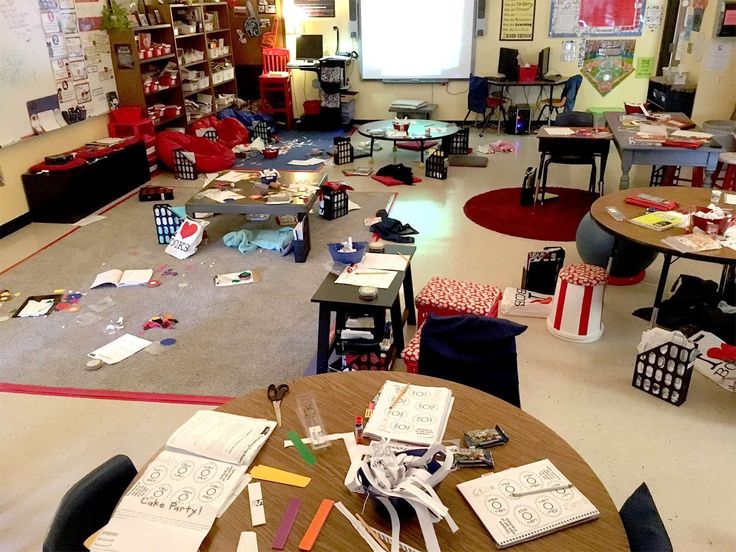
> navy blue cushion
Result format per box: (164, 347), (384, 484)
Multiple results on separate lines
(619, 483), (673, 552)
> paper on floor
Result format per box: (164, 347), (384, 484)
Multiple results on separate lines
(287, 158), (326, 166)
(72, 214), (107, 227)
(87, 334), (151, 365)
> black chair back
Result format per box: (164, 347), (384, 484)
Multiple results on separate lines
(418, 314), (527, 408)
(43, 455), (136, 552)
(555, 111), (594, 127)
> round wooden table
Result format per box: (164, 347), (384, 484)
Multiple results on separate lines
(202, 372), (629, 551)
(591, 187), (736, 325)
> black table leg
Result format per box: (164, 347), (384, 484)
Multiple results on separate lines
(316, 304), (332, 374)
(420, 140), (425, 163)
(370, 138), (375, 157)
(403, 265), (417, 326)
(650, 253), (673, 328)
(390, 296), (405, 352)
(598, 151), (608, 196)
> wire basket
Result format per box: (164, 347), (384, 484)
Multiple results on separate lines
(153, 204), (182, 245)
(442, 127), (469, 155)
(251, 121), (272, 143)
(425, 150), (448, 180)
(320, 187), (349, 220)
(333, 136), (354, 165)
(173, 149), (197, 180)
(202, 129), (218, 142)
(632, 342), (697, 406)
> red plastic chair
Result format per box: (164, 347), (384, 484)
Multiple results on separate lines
(259, 48), (293, 129)
(107, 107), (154, 138)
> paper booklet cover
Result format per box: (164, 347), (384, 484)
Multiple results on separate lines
(90, 269), (153, 288)
(362, 380), (453, 446)
(457, 459), (599, 548)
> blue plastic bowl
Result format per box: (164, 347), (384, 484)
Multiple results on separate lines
(327, 242), (367, 264)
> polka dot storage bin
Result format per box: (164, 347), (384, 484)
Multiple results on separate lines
(401, 323), (423, 374)
(633, 342), (698, 406)
(415, 277), (502, 327)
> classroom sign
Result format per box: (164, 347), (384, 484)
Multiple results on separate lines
(501, 0), (536, 41)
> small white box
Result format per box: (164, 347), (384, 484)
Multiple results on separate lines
(198, 76), (210, 89)
(212, 71), (224, 84)
(223, 67), (234, 81)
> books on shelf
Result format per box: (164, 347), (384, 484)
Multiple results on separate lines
(628, 211), (683, 231)
(457, 459), (599, 549)
(362, 380), (454, 446)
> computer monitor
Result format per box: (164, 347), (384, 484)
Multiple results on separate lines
(498, 47), (519, 80)
(296, 35), (324, 61)
(537, 47), (550, 80)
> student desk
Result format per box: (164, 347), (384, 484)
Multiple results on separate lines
(311, 244), (417, 374)
(189, 372), (629, 550)
(535, 127), (613, 203)
(604, 112), (723, 190)
(591, 187), (736, 326)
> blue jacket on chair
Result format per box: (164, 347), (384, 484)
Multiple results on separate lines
(563, 75), (583, 113)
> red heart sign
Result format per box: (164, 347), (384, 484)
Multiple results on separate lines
(706, 344), (736, 362)
(179, 221), (197, 239)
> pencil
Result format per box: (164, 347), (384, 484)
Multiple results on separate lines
(511, 483), (573, 497)
(355, 513), (389, 551)
(388, 383), (410, 411)
(396, 252), (410, 263)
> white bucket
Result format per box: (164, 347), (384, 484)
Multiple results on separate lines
(547, 275), (605, 343)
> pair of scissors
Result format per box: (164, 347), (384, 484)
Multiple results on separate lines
(267, 383), (289, 427)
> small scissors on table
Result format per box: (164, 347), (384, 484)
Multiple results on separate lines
(267, 383), (289, 427)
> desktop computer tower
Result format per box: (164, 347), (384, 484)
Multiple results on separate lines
(505, 104), (531, 135)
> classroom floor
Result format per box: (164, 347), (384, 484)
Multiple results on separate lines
(1, 130), (734, 551)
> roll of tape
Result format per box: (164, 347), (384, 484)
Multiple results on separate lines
(358, 286), (378, 300)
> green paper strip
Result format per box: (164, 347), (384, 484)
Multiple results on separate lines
(287, 431), (317, 465)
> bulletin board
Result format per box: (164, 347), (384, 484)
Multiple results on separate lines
(0, 0), (117, 147)
(549, 0), (646, 37)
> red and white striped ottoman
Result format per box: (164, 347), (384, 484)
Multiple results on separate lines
(415, 277), (502, 327)
(547, 264), (607, 343)
(401, 323), (423, 374)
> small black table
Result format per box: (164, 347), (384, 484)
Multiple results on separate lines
(310, 244), (417, 374)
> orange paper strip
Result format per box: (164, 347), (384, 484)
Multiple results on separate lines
(298, 499), (335, 551)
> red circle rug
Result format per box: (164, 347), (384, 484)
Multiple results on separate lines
(463, 187), (598, 241)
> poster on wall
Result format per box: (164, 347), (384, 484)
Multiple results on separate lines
(550, 0), (646, 37)
(294, 0), (336, 18)
(500, 0), (536, 40)
(580, 39), (635, 95)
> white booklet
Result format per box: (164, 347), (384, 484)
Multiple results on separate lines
(87, 334), (152, 365)
(90, 269), (153, 289)
(166, 410), (276, 466)
(363, 380), (453, 446)
(457, 459), (599, 548)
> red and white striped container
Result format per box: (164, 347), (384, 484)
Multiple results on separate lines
(547, 264), (607, 343)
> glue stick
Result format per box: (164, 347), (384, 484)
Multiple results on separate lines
(354, 415), (364, 444)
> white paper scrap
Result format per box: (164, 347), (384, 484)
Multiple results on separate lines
(87, 334), (151, 365)
(542, 127), (575, 136)
(335, 268), (396, 289)
(237, 532), (259, 552)
(72, 214), (107, 227)
(287, 158), (326, 166)
(217, 171), (250, 182)
(248, 482), (266, 526)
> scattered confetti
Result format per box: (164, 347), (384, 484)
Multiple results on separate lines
(178, 282), (189, 288)
(143, 314), (178, 330)
(160, 338), (177, 346)
(85, 359), (103, 371)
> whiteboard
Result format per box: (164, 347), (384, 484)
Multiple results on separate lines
(359, 0), (476, 81)
(0, 0), (57, 146)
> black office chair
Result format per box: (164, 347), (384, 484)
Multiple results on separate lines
(540, 111), (600, 196)
(619, 483), (673, 552)
(43, 455), (137, 552)
(418, 314), (527, 408)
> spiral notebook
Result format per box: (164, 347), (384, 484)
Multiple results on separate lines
(457, 459), (599, 548)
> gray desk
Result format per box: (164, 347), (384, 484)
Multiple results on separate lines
(310, 244), (417, 374)
(604, 112), (723, 189)
(388, 103), (438, 119)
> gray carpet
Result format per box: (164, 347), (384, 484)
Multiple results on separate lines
(0, 189), (394, 397)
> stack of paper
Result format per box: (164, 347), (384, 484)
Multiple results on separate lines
(390, 99), (428, 110)
(91, 411), (276, 552)
(363, 380), (454, 446)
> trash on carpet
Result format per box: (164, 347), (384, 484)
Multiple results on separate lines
(478, 141), (515, 154)
(214, 270), (255, 287)
(143, 314), (178, 330)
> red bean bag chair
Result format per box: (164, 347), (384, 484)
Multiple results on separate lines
(215, 117), (250, 148)
(188, 115), (218, 136)
(156, 130), (235, 173)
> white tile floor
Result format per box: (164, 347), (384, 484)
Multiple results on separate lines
(1, 131), (734, 552)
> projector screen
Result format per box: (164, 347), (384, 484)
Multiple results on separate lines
(359, 0), (476, 81)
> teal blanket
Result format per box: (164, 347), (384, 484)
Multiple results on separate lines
(223, 228), (294, 254)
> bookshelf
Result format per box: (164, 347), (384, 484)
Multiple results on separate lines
(108, 24), (186, 129)
(153, 2), (237, 125)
